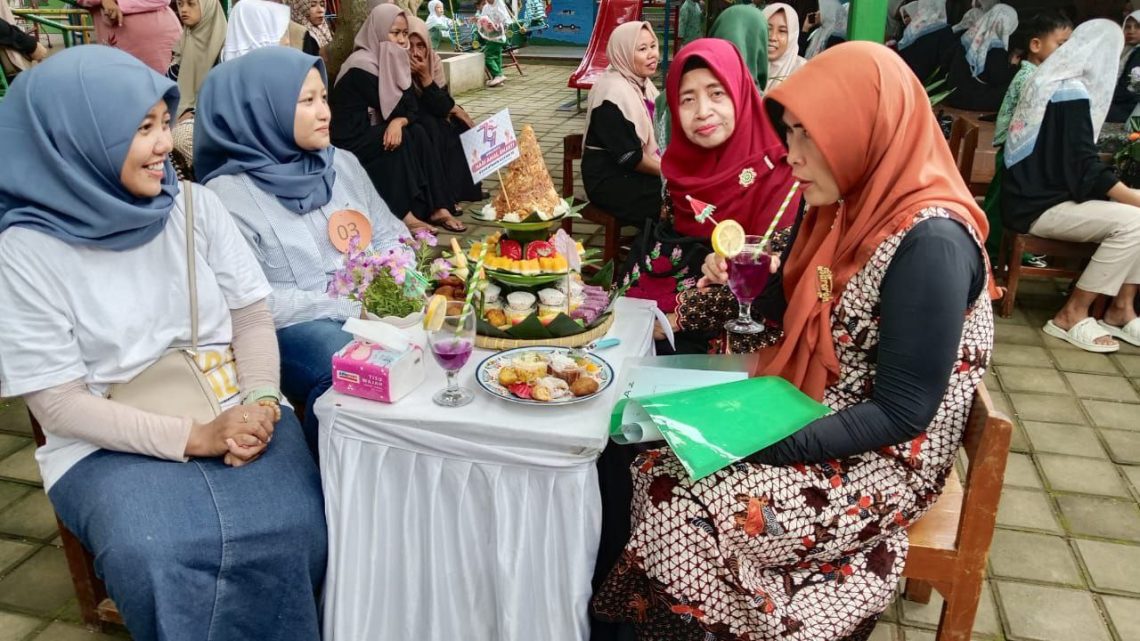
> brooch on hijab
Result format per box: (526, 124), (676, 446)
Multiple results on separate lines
(739, 167), (757, 188)
(817, 266), (833, 302)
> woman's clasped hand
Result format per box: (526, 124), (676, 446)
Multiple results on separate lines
(188, 403), (280, 466)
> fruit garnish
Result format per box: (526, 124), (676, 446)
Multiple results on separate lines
(524, 240), (555, 260)
(499, 239), (522, 261)
(422, 294), (448, 331)
(711, 219), (746, 259)
(507, 382), (532, 399)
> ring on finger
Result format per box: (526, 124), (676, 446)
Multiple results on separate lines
(241, 411), (249, 423)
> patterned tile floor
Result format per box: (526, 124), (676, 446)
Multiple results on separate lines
(1, 64), (1138, 641)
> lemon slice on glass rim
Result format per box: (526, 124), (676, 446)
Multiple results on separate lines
(711, 219), (746, 259)
(422, 294), (449, 331)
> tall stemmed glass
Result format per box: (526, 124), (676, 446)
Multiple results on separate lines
(724, 235), (772, 335)
(427, 311), (476, 407)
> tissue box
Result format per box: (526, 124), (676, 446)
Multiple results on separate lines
(332, 340), (425, 403)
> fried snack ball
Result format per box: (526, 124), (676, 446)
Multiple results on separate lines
(446, 301), (464, 315)
(531, 383), (552, 402)
(485, 308), (508, 327)
(570, 376), (599, 397)
(498, 367), (520, 386)
(434, 285), (456, 299)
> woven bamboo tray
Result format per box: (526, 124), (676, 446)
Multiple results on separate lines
(474, 313), (615, 350)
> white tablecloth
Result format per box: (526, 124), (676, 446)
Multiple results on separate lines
(316, 297), (658, 641)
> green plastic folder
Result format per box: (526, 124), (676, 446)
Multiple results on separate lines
(610, 376), (831, 481)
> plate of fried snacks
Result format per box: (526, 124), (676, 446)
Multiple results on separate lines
(475, 346), (613, 405)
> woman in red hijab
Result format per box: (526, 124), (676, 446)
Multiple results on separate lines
(593, 42), (994, 640)
(626, 39), (801, 353)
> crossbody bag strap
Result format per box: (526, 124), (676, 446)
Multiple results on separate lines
(183, 180), (199, 352)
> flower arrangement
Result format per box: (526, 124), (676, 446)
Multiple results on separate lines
(328, 229), (438, 319)
(1113, 115), (1140, 189)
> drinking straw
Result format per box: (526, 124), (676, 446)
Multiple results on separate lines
(458, 242), (490, 325)
(754, 181), (801, 258)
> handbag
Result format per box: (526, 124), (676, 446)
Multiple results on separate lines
(107, 182), (222, 424)
(620, 211), (711, 314)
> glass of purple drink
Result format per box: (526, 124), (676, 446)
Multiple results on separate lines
(724, 235), (771, 335)
(427, 311), (476, 407)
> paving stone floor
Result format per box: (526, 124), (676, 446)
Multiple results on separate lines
(1, 64), (1138, 641)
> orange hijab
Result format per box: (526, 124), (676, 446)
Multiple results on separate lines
(760, 41), (990, 401)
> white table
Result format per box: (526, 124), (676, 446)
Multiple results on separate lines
(316, 297), (658, 641)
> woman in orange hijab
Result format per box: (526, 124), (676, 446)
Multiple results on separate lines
(592, 42), (994, 640)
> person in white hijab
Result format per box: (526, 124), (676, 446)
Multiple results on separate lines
(762, 2), (805, 91)
(962, 2), (1017, 77)
(952, 7), (983, 34)
(1110, 9), (1140, 121)
(896, 0), (948, 50)
(424, 0), (453, 48)
(221, 0), (290, 61)
(1002, 20), (1140, 353)
(804, 0), (847, 59)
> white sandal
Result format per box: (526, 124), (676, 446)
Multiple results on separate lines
(1043, 318), (1119, 353)
(1098, 318), (1140, 347)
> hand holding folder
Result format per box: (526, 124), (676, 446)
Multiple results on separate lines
(610, 356), (830, 480)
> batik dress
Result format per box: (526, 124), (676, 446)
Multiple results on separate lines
(593, 208), (994, 640)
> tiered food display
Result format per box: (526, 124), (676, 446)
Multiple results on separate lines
(475, 125), (576, 225)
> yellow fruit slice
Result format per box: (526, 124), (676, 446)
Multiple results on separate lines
(422, 294), (449, 331)
(711, 219), (746, 258)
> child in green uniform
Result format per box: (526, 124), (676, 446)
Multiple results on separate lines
(678, 0), (702, 49)
(984, 10), (1073, 260)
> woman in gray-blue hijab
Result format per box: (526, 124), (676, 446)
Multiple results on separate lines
(197, 46), (408, 455)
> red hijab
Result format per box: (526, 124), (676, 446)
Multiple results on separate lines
(760, 42), (991, 400)
(662, 39), (801, 238)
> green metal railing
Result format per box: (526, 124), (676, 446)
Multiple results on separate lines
(16, 13), (93, 47)
(12, 7), (95, 47)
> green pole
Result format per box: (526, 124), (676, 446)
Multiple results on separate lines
(847, 0), (887, 43)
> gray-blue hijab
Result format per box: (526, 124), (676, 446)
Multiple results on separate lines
(194, 47), (336, 214)
(0, 46), (180, 251)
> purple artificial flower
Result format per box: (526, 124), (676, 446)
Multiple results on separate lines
(431, 258), (453, 279)
(413, 228), (438, 247)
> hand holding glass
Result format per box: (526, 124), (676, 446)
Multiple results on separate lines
(724, 235), (772, 335)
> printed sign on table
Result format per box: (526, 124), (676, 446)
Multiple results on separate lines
(460, 109), (520, 183)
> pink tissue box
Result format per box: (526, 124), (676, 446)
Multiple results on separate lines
(331, 340), (425, 403)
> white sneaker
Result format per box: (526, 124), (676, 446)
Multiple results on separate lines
(487, 75), (505, 87)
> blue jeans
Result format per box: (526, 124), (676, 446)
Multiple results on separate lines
(277, 319), (352, 457)
(49, 412), (327, 641)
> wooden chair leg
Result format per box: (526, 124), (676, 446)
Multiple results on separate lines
(603, 218), (620, 264)
(509, 49), (524, 75)
(1001, 236), (1024, 318)
(995, 230), (1009, 287)
(903, 578), (934, 604)
(57, 518), (108, 631)
(934, 577), (986, 641)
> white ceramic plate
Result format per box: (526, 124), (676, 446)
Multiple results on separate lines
(475, 346), (614, 405)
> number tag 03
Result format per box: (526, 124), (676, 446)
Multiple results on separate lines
(328, 210), (373, 254)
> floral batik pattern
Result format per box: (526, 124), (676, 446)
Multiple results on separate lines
(592, 208), (995, 640)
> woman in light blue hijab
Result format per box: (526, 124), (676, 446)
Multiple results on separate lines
(0, 46), (179, 248)
(197, 46), (408, 454)
(0, 45), (327, 641)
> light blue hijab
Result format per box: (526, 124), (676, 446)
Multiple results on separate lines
(194, 47), (336, 215)
(0, 45), (180, 251)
